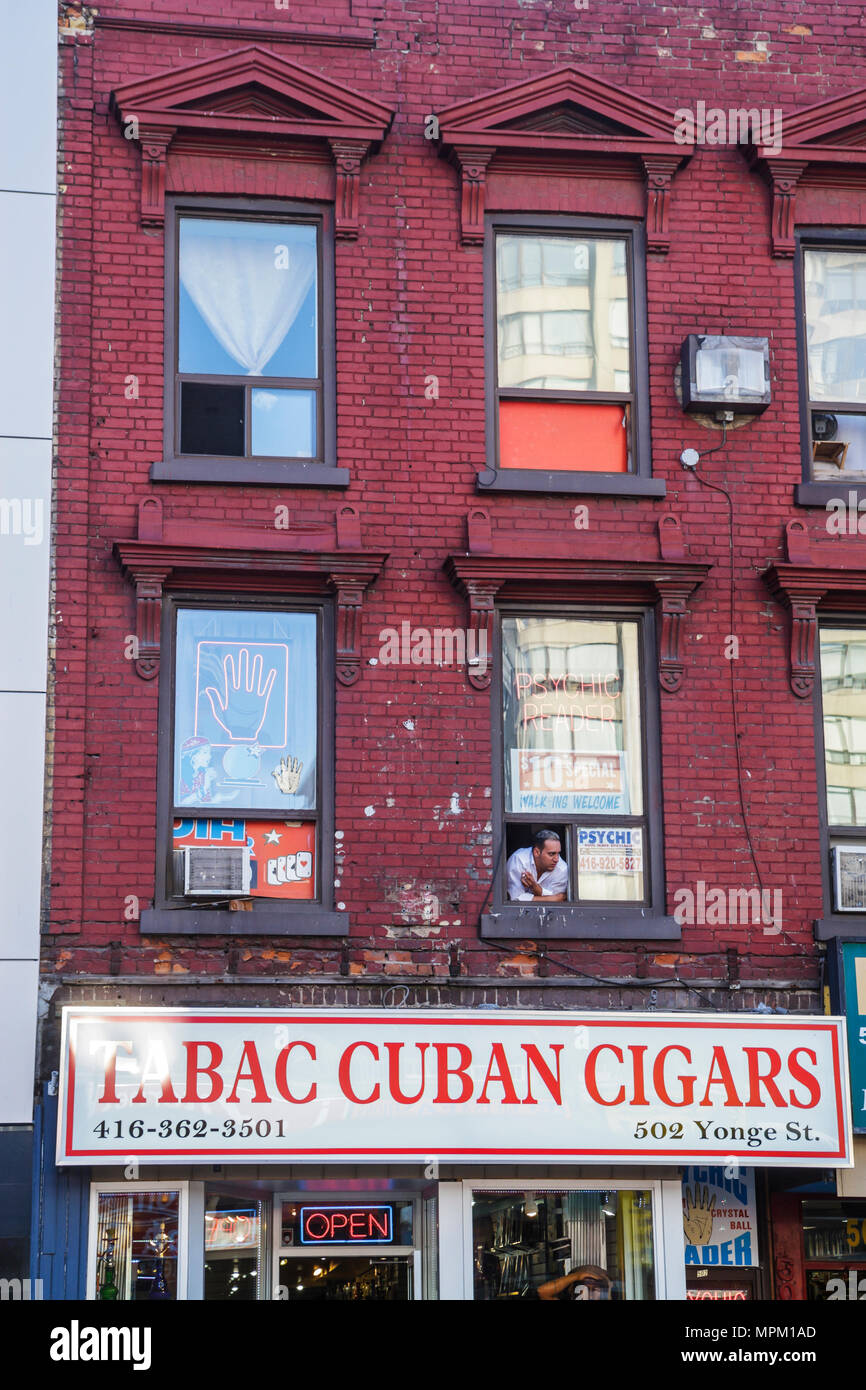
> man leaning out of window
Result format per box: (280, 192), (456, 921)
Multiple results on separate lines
(506, 829), (568, 903)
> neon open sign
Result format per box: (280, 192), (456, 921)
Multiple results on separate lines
(300, 1205), (394, 1245)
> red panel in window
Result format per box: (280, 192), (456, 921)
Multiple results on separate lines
(499, 400), (629, 473)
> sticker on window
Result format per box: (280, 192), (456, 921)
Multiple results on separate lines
(510, 749), (626, 814)
(577, 826), (643, 875)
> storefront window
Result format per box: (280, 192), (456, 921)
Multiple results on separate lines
(93, 1189), (181, 1301)
(471, 1188), (655, 1300)
(280, 1199), (413, 1248)
(276, 1255), (412, 1301)
(803, 1200), (866, 1300)
(204, 1193), (268, 1300)
(803, 1200), (866, 1260)
(276, 1198), (416, 1301)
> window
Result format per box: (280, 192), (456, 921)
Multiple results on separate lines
(802, 1200), (866, 1300)
(486, 607), (673, 938)
(156, 199), (344, 486)
(483, 217), (660, 497)
(470, 1185), (656, 1301)
(795, 235), (866, 504)
(87, 1183), (188, 1301)
(803, 245), (866, 481)
(276, 1196), (418, 1301)
(141, 596), (344, 935)
(204, 1192), (269, 1301)
(817, 625), (866, 917)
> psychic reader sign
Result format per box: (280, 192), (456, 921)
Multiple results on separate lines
(681, 1166), (759, 1268)
(510, 749), (626, 814)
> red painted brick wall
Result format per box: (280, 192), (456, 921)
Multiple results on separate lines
(46, 0), (861, 1003)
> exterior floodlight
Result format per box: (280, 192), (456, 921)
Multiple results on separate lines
(681, 334), (771, 414)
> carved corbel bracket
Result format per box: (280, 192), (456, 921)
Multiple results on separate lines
(328, 138), (372, 239)
(765, 159), (807, 258)
(328, 573), (367, 685)
(641, 155), (681, 255)
(654, 578), (696, 694)
(769, 579), (827, 698)
(762, 559), (828, 699)
(462, 579), (501, 689)
(126, 562), (172, 680)
(451, 146), (494, 245)
(138, 128), (174, 229)
(786, 592), (825, 698)
(444, 550), (497, 686)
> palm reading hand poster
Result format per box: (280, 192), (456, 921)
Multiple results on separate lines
(173, 608), (318, 813)
(681, 1166), (759, 1269)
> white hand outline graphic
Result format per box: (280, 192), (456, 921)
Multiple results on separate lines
(203, 648), (277, 742)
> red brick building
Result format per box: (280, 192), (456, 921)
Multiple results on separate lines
(31, 0), (866, 1303)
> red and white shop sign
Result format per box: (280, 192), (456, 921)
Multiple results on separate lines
(56, 1007), (853, 1167)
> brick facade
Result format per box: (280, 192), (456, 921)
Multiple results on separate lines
(46, 0), (866, 1018)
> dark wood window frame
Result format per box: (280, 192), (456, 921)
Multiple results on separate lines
(812, 611), (866, 940)
(139, 590), (345, 937)
(153, 195), (346, 488)
(484, 599), (677, 940)
(795, 228), (866, 509)
(479, 214), (663, 499)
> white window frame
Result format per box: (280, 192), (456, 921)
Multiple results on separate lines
(86, 1180), (190, 1301)
(455, 1176), (685, 1301)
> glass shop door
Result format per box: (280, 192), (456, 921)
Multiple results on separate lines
(275, 1196), (420, 1301)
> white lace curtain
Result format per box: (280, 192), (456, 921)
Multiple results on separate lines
(180, 225), (316, 376)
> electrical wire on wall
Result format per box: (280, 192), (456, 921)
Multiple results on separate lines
(681, 424), (807, 957)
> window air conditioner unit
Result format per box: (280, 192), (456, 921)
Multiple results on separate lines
(832, 845), (866, 913)
(182, 846), (251, 898)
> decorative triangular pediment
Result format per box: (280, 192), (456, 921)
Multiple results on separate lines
(174, 84), (325, 124)
(759, 86), (866, 157)
(497, 101), (636, 139)
(112, 45), (393, 140)
(437, 65), (690, 150)
(750, 85), (866, 255)
(111, 46), (393, 236)
(436, 66), (691, 251)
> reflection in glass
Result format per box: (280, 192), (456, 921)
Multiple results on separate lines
(501, 617), (643, 817)
(807, 1268), (863, 1299)
(204, 1194), (267, 1300)
(251, 388), (316, 458)
(497, 235), (630, 392)
(276, 1255), (412, 1300)
(820, 629), (866, 825)
(472, 1190), (654, 1300)
(95, 1191), (179, 1301)
(803, 1201), (866, 1262)
(806, 249), (866, 404)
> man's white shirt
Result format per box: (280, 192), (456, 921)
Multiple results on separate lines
(505, 845), (569, 902)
